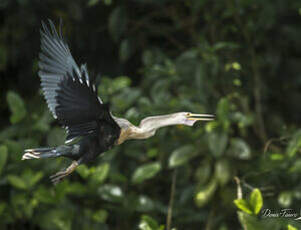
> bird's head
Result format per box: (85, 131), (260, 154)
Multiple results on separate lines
(179, 112), (215, 126)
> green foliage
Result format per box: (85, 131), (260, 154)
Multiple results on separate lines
(288, 224), (298, 230)
(0, 145), (8, 176)
(139, 215), (165, 230)
(132, 162), (161, 184)
(168, 145), (196, 168)
(234, 188), (263, 215)
(6, 91), (26, 124)
(0, 0), (301, 229)
(250, 189), (263, 215)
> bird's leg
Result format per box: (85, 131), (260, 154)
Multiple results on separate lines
(50, 160), (79, 185)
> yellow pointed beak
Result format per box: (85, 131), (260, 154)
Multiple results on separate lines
(186, 113), (215, 121)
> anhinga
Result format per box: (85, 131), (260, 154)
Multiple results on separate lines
(22, 20), (214, 184)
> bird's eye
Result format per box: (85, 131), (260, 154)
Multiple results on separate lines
(186, 113), (191, 116)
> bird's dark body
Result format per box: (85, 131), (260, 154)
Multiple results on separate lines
(74, 115), (121, 163)
(56, 107), (121, 164)
(67, 131), (118, 163)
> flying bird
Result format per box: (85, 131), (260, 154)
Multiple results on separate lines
(22, 20), (214, 184)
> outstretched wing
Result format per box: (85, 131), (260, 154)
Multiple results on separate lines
(38, 20), (103, 141)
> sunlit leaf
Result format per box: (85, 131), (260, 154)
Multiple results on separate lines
(237, 211), (266, 230)
(168, 145), (196, 168)
(250, 188), (263, 215)
(112, 76), (131, 92)
(92, 209), (108, 223)
(288, 224), (298, 230)
(217, 98), (230, 129)
(195, 178), (217, 207)
(234, 199), (253, 215)
(278, 191), (292, 208)
(139, 215), (164, 230)
(136, 195), (155, 212)
(214, 159), (231, 186)
(208, 132), (228, 158)
(228, 138), (251, 160)
(286, 130), (301, 157)
(91, 162), (110, 184)
(98, 184), (123, 202)
(132, 162), (161, 184)
(76, 165), (90, 178)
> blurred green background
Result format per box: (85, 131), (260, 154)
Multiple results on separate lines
(1, 0), (301, 229)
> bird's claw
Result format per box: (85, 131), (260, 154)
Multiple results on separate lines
(50, 170), (68, 185)
(50, 161), (79, 185)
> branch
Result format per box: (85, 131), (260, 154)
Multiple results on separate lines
(166, 169), (177, 230)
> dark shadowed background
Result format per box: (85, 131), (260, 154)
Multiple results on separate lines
(0, 0), (301, 229)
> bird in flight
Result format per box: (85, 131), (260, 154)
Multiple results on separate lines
(22, 20), (214, 184)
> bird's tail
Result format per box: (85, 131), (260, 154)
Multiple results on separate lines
(22, 147), (64, 160)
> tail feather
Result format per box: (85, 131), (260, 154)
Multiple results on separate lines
(22, 147), (57, 160)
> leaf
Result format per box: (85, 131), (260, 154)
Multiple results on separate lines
(108, 6), (127, 42)
(278, 191), (292, 208)
(98, 184), (123, 203)
(65, 182), (86, 195)
(87, 0), (99, 6)
(168, 145), (196, 168)
(208, 132), (228, 158)
(0, 203), (6, 216)
(0, 145), (8, 176)
(7, 175), (28, 190)
(34, 186), (56, 204)
(289, 159), (301, 172)
(237, 211), (280, 230)
(214, 159), (231, 186)
(6, 91), (27, 124)
(286, 130), (301, 157)
(136, 195), (155, 212)
(139, 215), (164, 230)
(288, 224), (298, 230)
(237, 211), (265, 230)
(76, 165), (90, 178)
(112, 76), (131, 92)
(250, 188), (263, 214)
(195, 178), (217, 207)
(132, 162), (161, 184)
(216, 98), (230, 130)
(234, 199), (253, 215)
(28, 172), (44, 187)
(91, 162), (110, 184)
(194, 159), (211, 185)
(228, 138), (251, 160)
(92, 209), (108, 223)
(120, 39), (132, 62)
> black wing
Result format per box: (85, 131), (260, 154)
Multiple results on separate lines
(38, 20), (103, 141)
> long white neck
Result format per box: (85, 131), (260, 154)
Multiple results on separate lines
(113, 113), (189, 144)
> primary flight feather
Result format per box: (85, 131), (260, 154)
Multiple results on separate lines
(22, 20), (214, 184)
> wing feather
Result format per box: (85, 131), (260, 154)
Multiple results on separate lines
(38, 20), (104, 141)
